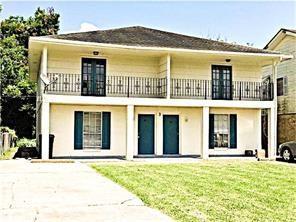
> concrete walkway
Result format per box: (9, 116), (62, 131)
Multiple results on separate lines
(0, 160), (172, 222)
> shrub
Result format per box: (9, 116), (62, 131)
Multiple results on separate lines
(0, 126), (17, 140)
(17, 138), (36, 148)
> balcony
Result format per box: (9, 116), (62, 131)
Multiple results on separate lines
(171, 78), (273, 101)
(45, 73), (273, 101)
(46, 73), (167, 98)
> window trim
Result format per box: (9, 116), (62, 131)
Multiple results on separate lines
(277, 77), (284, 96)
(277, 76), (288, 96)
(211, 65), (233, 100)
(82, 111), (103, 149)
(213, 114), (230, 149)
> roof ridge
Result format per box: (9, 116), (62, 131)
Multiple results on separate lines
(130, 26), (270, 52)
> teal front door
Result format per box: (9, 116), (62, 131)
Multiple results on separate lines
(138, 114), (155, 155)
(163, 115), (179, 154)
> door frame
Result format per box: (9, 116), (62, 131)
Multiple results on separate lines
(163, 114), (180, 155)
(211, 64), (233, 100)
(81, 57), (107, 96)
(137, 114), (156, 155)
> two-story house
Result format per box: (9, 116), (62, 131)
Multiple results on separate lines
(263, 28), (296, 145)
(28, 26), (287, 160)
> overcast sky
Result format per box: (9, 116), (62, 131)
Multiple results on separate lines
(1, 1), (295, 48)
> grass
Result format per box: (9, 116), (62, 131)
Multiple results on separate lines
(92, 161), (296, 222)
(0, 147), (18, 160)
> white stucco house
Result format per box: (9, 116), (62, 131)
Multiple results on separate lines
(28, 26), (289, 160)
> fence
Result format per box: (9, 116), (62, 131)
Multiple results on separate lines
(0, 133), (13, 156)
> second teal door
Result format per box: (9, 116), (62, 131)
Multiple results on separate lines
(138, 114), (155, 155)
(163, 115), (179, 154)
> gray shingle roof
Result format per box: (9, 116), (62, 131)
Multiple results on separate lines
(47, 26), (277, 54)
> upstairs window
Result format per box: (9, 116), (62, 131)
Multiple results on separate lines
(277, 77), (288, 96)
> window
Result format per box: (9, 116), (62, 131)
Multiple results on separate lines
(83, 112), (102, 149)
(214, 114), (230, 148)
(277, 77), (288, 96)
(277, 78), (284, 96)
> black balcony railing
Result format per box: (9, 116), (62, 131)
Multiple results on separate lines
(106, 76), (167, 98)
(171, 78), (273, 101)
(47, 73), (167, 98)
(46, 73), (273, 101)
(171, 79), (211, 99)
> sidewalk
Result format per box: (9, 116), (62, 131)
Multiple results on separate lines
(0, 159), (172, 222)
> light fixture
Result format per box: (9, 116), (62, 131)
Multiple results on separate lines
(93, 51), (99, 55)
(225, 59), (231, 62)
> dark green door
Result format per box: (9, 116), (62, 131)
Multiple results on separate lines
(81, 58), (106, 96)
(163, 115), (179, 154)
(212, 65), (232, 100)
(138, 114), (155, 155)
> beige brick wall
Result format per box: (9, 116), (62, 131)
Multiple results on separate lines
(278, 113), (296, 144)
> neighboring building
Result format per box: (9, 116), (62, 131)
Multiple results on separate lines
(263, 28), (296, 145)
(28, 26), (285, 160)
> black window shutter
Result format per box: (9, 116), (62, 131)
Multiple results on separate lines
(209, 114), (215, 149)
(74, 111), (83, 150)
(102, 112), (111, 149)
(230, 114), (237, 149)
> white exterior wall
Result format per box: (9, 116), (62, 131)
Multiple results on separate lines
(209, 108), (261, 156)
(49, 103), (261, 158)
(47, 49), (263, 82)
(50, 104), (127, 157)
(171, 57), (262, 82)
(134, 106), (203, 156)
(47, 51), (161, 78)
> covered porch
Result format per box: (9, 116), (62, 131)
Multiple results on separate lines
(39, 96), (277, 160)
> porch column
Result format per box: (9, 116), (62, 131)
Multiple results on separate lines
(267, 61), (277, 160)
(126, 105), (135, 160)
(41, 101), (50, 159)
(156, 113), (163, 155)
(166, 54), (171, 99)
(268, 107), (277, 160)
(40, 46), (48, 93)
(202, 106), (209, 159)
(257, 109), (262, 150)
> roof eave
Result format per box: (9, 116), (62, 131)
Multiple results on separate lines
(264, 29), (296, 50)
(29, 36), (282, 58)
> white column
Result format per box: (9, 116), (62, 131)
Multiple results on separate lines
(202, 106), (209, 159)
(268, 107), (277, 160)
(126, 105), (134, 160)
(41, 47), (48, 75)
(166, 54), (171, 99)
(267, 61), (277, 160)
(40, 47), (48, 93)
(41, 101), (50, 159)
(257, 109), (262, 150)
(156, 113), (163, 155)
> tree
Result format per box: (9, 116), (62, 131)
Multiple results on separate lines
(0, 7), (60, 138)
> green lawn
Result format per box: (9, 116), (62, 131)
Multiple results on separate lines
(92, 161), (296, 222)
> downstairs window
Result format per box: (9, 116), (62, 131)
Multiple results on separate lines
(74, 111), (111, 150)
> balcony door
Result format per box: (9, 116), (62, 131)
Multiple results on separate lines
(212, 65), (232, 100)
(81, 58), (106, 96)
